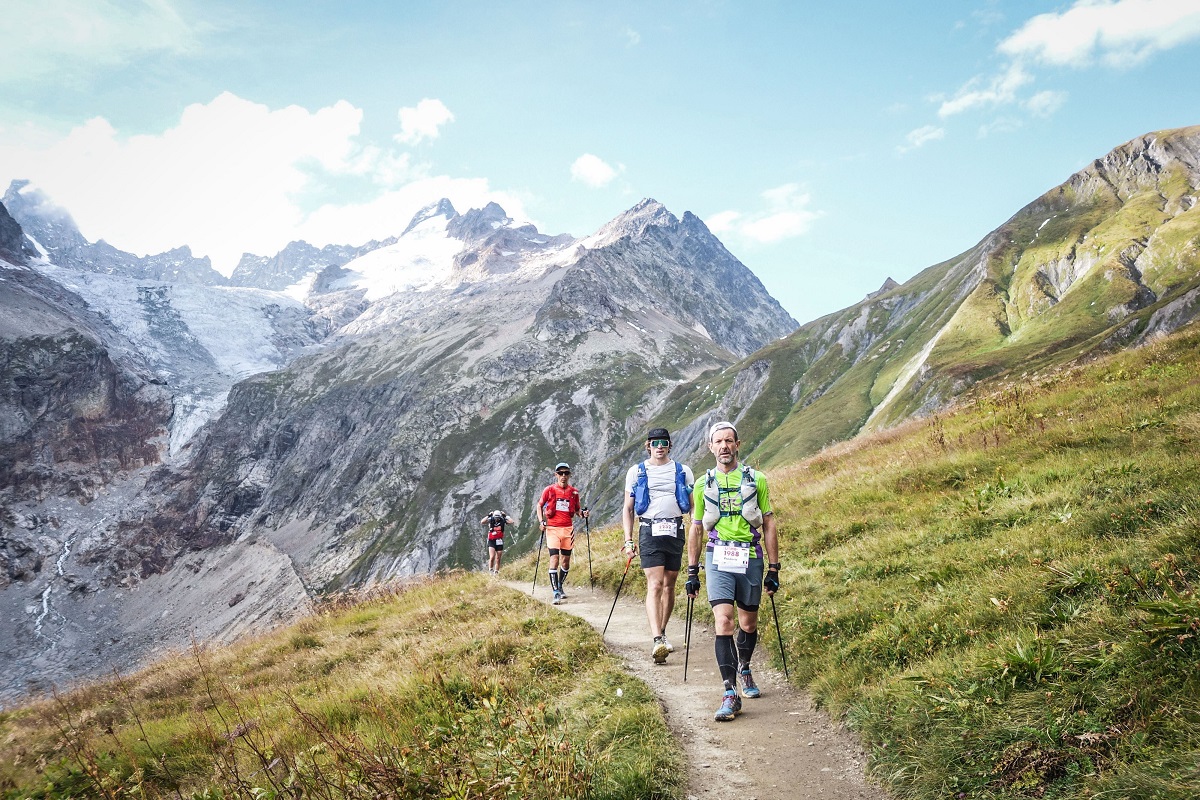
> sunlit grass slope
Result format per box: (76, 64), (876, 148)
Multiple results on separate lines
(765, 321), (1200, 799)
(0, 574), (683, 800)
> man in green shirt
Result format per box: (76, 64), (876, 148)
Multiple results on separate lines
(685, 421), (781, 722)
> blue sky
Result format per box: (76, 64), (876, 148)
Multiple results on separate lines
(2, 1), (1199, 324)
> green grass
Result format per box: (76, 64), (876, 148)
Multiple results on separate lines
(762, 321), (1200, 799)
(0, 574), (683, 800)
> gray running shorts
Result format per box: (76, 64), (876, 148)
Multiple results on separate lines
(704, 549), (764, 610)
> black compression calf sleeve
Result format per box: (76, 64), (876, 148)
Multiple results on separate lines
(736, 628), (758, 668)
(715, 635), (738, 688)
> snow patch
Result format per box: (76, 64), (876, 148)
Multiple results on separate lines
(330, 214), (465, 301)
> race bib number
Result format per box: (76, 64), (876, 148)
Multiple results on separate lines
(712, 543), (750, 573)
(652, 519), (678, 537)
(492, 537), (503, 547)
(555, 499), (571, 513)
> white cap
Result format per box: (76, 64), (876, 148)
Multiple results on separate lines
(708, 420), (738, 441)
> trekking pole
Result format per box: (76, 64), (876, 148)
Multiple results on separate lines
(683, 594), (695, 682)
(603, 555), (634, 636)
(531, 526), (545, 596)
(770, 593), (790, 681)
(583, 509), (594, 591)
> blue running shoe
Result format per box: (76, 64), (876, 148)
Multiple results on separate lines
(714, 690), (742, 721)
(740, 668), (761, 699)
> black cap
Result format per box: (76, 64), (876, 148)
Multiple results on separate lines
(646, 427), (671, 441)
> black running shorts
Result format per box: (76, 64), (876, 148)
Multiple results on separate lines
(637, 517), (685, 571)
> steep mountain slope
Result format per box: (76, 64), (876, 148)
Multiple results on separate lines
(651, 125), (1200, 471)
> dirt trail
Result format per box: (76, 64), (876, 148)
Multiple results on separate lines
(507, 578), (888, 800)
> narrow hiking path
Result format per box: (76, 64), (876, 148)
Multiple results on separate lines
(506, 579), (888, 800)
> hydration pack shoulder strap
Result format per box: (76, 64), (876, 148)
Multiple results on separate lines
(633, 461), (651, 517)
(674, 461), (692, 514)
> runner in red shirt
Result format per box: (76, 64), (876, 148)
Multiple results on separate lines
(536, 461), (589, 604)
(481, 509), (514, 575)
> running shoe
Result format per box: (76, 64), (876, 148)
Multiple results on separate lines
(740, 667), (762, 699)
(662, 635), (674, 653)
(714, 690), (742, 721)
(552, 591), (563, 605)
(652, 637), (669, 664)
(558, 588), (568, 599)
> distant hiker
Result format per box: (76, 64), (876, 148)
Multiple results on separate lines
(622, 426), (695, 664)
(537, 462), (589, 605)
(481, 509), (515, 575)
(685, 421), (780, 722)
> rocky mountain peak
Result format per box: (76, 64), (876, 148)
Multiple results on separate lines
(866, 277), (901, 300)
(602, 198), (676, 240)
(401, 198), (459, 236)
(1067, 125), (1200, 205)
(447, 202), (512, 242)
(2, 180), (89, 253)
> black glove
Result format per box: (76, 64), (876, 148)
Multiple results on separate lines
(685, 565), (700, 596)
(764, 568), (780, 594)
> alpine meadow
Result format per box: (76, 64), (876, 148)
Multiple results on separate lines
(2, 123), (1200, 799)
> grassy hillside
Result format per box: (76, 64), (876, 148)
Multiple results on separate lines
(766, 321), (1200, 798)
(0, 575), (682, 799)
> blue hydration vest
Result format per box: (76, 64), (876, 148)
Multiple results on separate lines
(633, 460), (692, 517)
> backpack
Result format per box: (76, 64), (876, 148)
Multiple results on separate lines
(633, 460), (692, 517)
(701, 465), (763, 531)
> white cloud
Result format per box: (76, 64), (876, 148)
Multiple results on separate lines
(1025, 89), (1069, 117)
(705, 184), (819, 244)
(938, 62), (1032, 118)
(704, 210), (741, 235)
(897, 124), (946, 153)
(999, 0), (1200, 68)
(0, 92), (525, 274)
(624, 26), (641, 47)
(0, 0), (198, 85)
(915, 0), (1199, 142)
(978, 117), (1024, 138)
(395, 98), (455, 145)
(570, 153), (621, 187)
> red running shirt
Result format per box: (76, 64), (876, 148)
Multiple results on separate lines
(540, 484), (580, 526)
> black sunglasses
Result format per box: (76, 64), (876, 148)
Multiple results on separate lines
(556, 469), (571, 475)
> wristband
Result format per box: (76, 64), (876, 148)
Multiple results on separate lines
(686, 564), (699, 576)
(768, 562), (781, 571)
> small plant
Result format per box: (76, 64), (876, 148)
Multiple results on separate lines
(1139, 585), (1200, 657)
